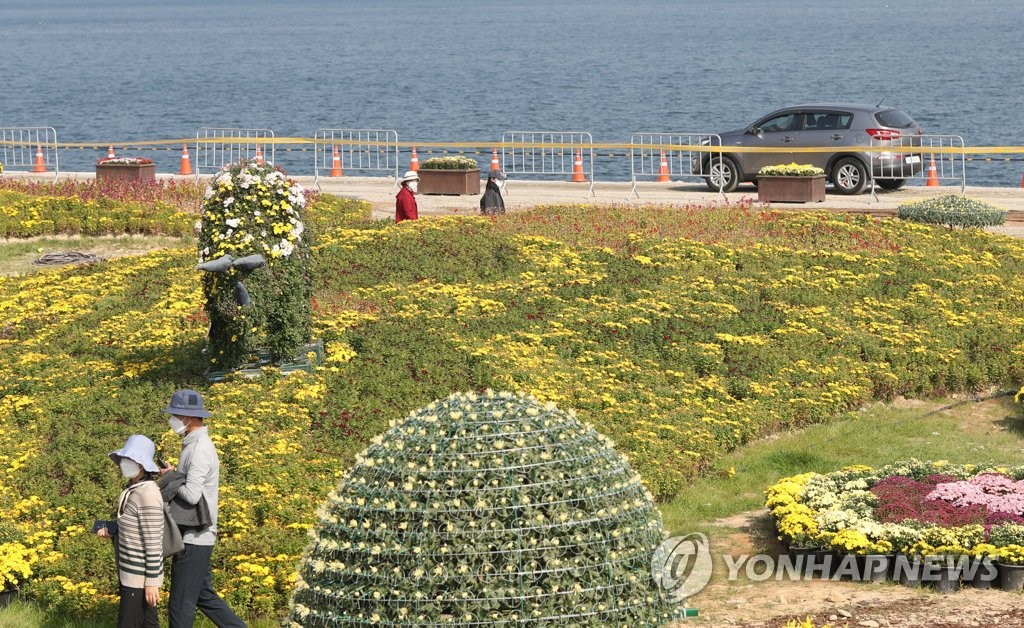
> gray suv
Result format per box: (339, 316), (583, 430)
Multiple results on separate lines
(695, 103), (924, 195)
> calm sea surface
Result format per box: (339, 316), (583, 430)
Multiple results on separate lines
(0, 0), (1020, 185)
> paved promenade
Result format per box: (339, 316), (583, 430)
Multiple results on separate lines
(302, 176), (1024, 223)
(7, 170), (1024, 230)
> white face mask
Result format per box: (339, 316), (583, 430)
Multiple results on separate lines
(120, 459), (141, 479)
(407, 181), (418, 193)
(169, 416), (188, 435)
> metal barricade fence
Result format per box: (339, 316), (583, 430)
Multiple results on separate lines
(627, 132), (723, 200)
(0, 127), (58, 180)
(500, 131), (595, 197)
(870, 134), (965, 200)
(312, 129), (400, 190)
(195, 128), (275, 177)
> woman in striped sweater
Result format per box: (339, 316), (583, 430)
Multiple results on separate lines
(97, 434), (166, 628)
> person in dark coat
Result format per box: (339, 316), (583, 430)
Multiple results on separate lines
(395, 171), (419, 222)
(480, 170), (506, 215)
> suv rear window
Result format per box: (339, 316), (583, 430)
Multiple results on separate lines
(875, 109), (916, 129)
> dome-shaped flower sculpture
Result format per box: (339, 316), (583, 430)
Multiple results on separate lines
(290, 391), (678, 626)
(198, 160), (312, 369)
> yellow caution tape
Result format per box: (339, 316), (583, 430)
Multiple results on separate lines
(4, 137), (1024, 155)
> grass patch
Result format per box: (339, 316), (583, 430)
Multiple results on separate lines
(0, 599), (281, 628)
(0, 235), (193, 275)
(662, 392), (1024, 538)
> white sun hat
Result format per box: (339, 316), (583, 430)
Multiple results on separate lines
(401, 171), (420, 183)
(108, 434), (160, 473)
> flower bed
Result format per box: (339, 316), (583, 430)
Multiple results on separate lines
(767, 460), (1024, 585)
(5, 206), (1024, 618)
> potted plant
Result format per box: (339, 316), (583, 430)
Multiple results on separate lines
(417, 155), (480, 195)
(756, 163), (826, 203)
(95, 156), (156, 182)
(994, 545), (1024, 591)
(989, 524), (1024, 591)
(966, 543), (999, 589)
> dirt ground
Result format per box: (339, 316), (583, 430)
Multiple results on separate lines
(671, 396), (1024, 628)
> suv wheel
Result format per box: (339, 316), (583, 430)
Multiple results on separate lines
(831, 158), (868, 195)
(704, 156), (741, 193)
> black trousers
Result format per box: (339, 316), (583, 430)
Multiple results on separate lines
(168, 543), (247, 628)
(118, 586), (159, 628)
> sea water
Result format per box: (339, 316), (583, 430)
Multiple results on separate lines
(0, 0), (1019, 185)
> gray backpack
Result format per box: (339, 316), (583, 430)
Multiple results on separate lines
(161, 502), (184, 557)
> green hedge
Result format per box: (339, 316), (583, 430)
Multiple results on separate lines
(897, 193), (1007, 229)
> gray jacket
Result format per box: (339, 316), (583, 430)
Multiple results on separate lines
(176, 426), (220, 545)
(157, 470), (212, 531)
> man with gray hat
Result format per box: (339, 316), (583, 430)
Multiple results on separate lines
(395, 170), (419, 222)
(160, 389), (246, 628)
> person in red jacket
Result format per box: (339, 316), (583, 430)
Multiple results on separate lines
(395, 171), (419, 222)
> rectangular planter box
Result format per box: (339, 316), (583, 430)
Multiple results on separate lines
(418, 168), (480, 195)
(96, 163), (157, 182)
(757, 175), (826, 203)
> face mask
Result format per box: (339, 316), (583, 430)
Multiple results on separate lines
(169, 416), (188, 436)
(120, 459), (141, 479)
(407, 181), (418, 193)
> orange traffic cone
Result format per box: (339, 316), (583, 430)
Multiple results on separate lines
(254, 144), (264, 164)
(490, 148), (500, 173)
(571, 149), (587, 183)
(657, 150), (670, 182)
(179, 144), (193, 175)
(107, 146), (116, 159)
(32, 145), (46, 173)
(330, 145), (343, 177)
(926, 155), (939, 186)
(410, 146), (420, 171)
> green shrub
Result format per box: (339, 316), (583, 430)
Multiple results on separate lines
(419, 156), (480, 170)
(290, 391), (678, 626)
(0, 195), (195, 237)
(897, 194), (1007, 229)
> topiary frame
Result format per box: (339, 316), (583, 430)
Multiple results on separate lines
(198, 160), (313, 369)
(290, 391), (679, 626)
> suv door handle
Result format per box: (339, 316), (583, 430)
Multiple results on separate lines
(782, 136), (794, 143)
(831, 134), (843, 140)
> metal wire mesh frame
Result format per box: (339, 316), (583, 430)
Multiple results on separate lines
(312, 129), (400, 192)
(194, 127), (275, 179)
(293, 392), (676, 626)
(500, 131), (596, 198)
(0, 127), (59, 181)
(869, 133), (966, 201)
(627, 132), (724, 201)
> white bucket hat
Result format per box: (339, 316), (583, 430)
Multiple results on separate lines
(108, 434), (160, 473)
(401, 171), (420, 183)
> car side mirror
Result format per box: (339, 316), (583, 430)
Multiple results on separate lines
(747, 126), (763, 137)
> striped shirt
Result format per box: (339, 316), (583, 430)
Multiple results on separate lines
(115, 480), (165, 588)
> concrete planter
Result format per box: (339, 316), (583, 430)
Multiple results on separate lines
(757, 175), (826, 203)
(418, 168), (480, 195)
(96, 162), (156, 182)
